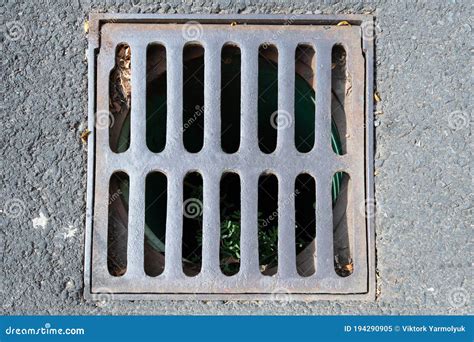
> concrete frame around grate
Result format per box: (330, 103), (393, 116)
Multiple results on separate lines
(84, 14), (375, 301)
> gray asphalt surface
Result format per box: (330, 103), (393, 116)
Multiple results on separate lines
(0, 0), (472, 315)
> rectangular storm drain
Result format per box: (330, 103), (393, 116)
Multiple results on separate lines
(84, 14), (375, 300)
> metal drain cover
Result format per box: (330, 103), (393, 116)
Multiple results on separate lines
(84, 14), (375, 300)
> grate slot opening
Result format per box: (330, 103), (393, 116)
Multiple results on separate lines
(144, 171), (167, 277)
(258, 44), (278, 154)
(183, 44), (205, 153)
(257, 173), (279, 275)
(107, 172), (129, 277)
(294, 44), (316, 153)
(295, 173), (316, 277)
(221, 44), (241, 154)
(146, 43), (167, 153)
(219, 172), (241, 276)
(333, 172), (353, 277)
(109, 43), (131, 153)
(182, 171), (203, 276)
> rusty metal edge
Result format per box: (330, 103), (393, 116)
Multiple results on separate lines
(85, 292), (374, 301)
(362, 17), (377, 302)
(83, 16), (99, 302)
(89, 13), (371, 24)
(84, 13), (375, 302)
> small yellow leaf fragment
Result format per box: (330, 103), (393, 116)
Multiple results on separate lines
(337, 21), (351, 26)
(374, 91), (381, 102)
(343, 263), (353, 273)
(84, 20), (89, 33)
(230, 21), (237, 27)
(80, 129), (91, 144)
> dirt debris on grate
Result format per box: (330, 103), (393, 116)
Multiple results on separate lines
(110, 44), (131, 122)
(335, 256), (354, 278)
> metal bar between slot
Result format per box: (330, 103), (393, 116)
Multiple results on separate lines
(277, 172), (297, 278)
(314, 42), (335, 278)
(239, 171), (260, 277)
(130, 43), (147, 154)
(201, 171), (221, 275)
(164, 173), (184, 278)
(126, 172), (146, 278)
(314, 42), (332, 155)
(240, 43), (259, 152)
(276, 42), (296, 154)
(275, 43), (297, 278)
(203, 41), (221, 153)
(166, 42), (184, 154)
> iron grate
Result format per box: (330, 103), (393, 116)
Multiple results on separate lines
(85, 14), (375, 300)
